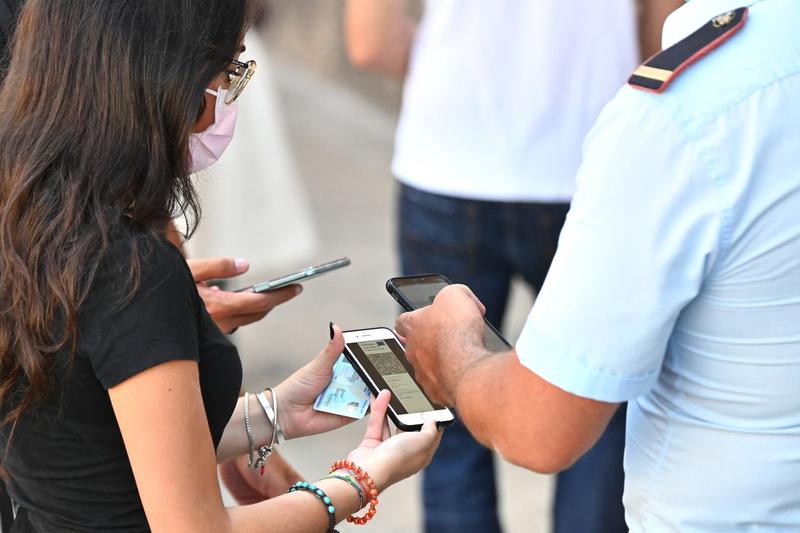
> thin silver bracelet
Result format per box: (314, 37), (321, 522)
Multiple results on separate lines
(243, 392), (256, 468)
(266, 386), (284, 444)
(255, 391), (277, 429)
(254, 391), (277, 473)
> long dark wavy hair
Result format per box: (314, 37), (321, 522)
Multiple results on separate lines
(0, 0), (251, 430)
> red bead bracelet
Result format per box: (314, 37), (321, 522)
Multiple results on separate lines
(330, 460), (379, 525)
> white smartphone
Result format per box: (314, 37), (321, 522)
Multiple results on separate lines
(236, 257), (351, 293)
(342, 327), (455, 431)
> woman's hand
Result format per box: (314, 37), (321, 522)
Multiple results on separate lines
(188, 257), (302, 333)
(274, 324), (356, 440)
(345, 390), (441, 492)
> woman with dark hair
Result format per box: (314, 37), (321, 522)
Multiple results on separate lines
(0, 1), (440, 531)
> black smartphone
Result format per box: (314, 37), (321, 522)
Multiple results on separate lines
(342, 327), (455, 431)
(236, 257), (351, 293)
(386, 273), (512, 353)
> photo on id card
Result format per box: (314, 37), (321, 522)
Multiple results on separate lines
(313, 354), (372, 419)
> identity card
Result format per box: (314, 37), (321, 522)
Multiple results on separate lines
(313, 354), (372, 419)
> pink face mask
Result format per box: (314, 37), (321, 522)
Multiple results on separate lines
(189, 87), (238, 173)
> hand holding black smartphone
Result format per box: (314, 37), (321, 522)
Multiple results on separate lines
(386, 273), (512, 352)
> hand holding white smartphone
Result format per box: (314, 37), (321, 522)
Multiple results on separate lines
(340, 327), (454, 431)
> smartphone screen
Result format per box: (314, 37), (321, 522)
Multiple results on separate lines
(388, 275), (512, 353)
(395, 278), (449, 309)
(345, 337), (443, 416)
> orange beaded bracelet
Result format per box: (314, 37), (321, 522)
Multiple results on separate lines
(330, 460), (379, 525)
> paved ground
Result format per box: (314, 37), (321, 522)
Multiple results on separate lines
(210, 49), (554, 532)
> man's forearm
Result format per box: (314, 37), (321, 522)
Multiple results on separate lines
(344, 0), (416, 79)
(454, 350), (619, 474)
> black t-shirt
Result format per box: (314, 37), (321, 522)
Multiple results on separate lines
(0, 235), (242, 532)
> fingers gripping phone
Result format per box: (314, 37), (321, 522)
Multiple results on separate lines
(236, 257), (351, 293)
(343, 328), (455, 431)
(386, 273), (512, 353)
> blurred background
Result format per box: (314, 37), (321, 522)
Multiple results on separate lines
(186, 2), (552, 531)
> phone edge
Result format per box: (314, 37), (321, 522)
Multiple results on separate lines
(340, 342), (423, 432)
(252, 257), (352, 294)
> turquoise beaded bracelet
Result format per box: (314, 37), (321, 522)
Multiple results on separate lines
(287, 481), (338, 533)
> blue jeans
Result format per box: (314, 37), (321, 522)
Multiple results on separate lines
(398, 184), (627, 533)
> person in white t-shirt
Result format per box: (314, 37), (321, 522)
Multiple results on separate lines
(344, 1), (679, 531)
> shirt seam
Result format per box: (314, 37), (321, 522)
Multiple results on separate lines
(655, 69), (800, 259)
(630, 97), (731, 266)
(627, 65), (800, 264)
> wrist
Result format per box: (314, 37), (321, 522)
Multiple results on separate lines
(328, 460), (381, 526)
(351, 458), (391, 493)
(243, 391), (279, 474)
(449, 347), (493, 409)
(269, 384), (294, 441)
(313, 478), (362, 521)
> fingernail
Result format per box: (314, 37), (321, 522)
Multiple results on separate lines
(329, 322), (334, 340)
(294, 285), (303, 296)
(234, 258), (249, 272)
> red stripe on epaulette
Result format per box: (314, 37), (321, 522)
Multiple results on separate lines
(629, 7), (748, 93)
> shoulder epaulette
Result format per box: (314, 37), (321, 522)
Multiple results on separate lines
(629, 7), (748, 93)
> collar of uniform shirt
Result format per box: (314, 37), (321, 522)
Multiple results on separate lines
(664, 0), (765, 49)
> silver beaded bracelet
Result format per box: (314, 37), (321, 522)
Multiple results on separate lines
(243, 392), (256, 469)
(244, 391), (274, 473)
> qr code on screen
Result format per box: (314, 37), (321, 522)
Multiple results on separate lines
(368, 352), (406, 376)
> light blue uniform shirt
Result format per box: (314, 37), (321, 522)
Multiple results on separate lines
(516, 0), (800, 530)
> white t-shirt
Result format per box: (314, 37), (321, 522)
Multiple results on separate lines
(393, 0), (638, 202)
